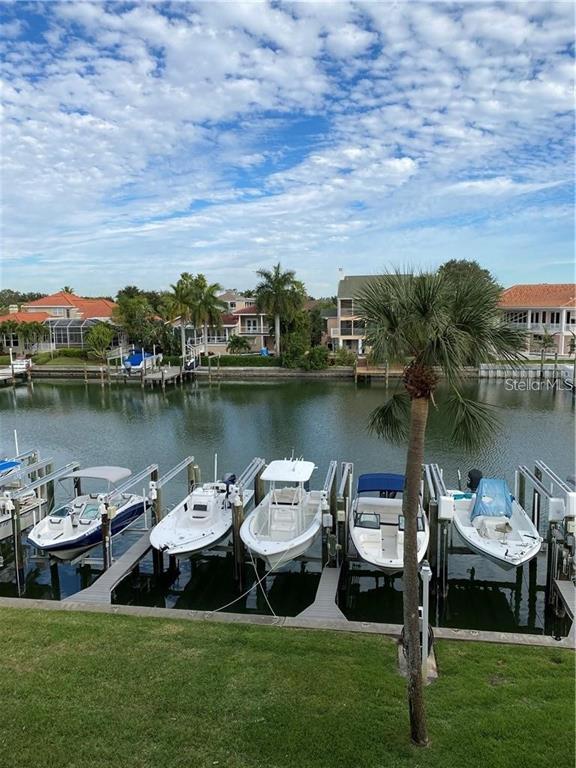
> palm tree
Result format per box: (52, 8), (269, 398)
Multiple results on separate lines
(19, 321), (49, 352)
(227, 335), (251, 354)
(0, 319), (20, 350)
(357, 269), (526, 746)
(193, 274), (225, 354)
(168, 273), (196, 360)
(61, 286), (74, 294)
(254, 264), (305, 356)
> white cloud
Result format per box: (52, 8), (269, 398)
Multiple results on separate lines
(0, 1), (573, 293)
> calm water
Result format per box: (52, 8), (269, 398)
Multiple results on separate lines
(0, 378), (573, 635)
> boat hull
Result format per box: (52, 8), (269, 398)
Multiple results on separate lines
(0, 500), (47, 542)
(244, 525), (322, 571)
(151, 517), (232, 558)
(28, 500), (148, 557)
(451, 518), (541, 570)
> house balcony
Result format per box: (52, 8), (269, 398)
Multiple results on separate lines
(510, 323), (563, 333)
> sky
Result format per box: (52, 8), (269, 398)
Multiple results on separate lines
(1, 1), (574, 297)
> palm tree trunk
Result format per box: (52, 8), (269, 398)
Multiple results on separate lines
(180, 323), (186, 362)
(203, 321), (208, 355)
(402, 395), (430, 746)
(274, 314), (281, 356)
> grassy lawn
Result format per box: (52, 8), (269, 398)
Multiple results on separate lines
(0, 608), (573, 768)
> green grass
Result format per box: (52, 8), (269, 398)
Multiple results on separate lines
(0, 608), (573, 768)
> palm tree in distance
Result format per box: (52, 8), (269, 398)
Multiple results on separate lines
(254, 263), (305, 356)
(169, 273), (195, 360)
(61, 286), (74, 294)
(193, 274), (225, 354)
(357, 269), (526, 746)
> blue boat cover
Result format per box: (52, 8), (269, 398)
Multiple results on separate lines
(124, 351), (153, 366)
(357, 473), (405, 494)
(470, 478), (513, 522)
(0, 460), (20, 472)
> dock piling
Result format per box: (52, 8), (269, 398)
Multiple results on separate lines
(232, 493), (245, 589)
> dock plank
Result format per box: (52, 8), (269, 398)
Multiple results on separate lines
(554, 579), (575, 621)
(63, 533), (151, 605)
(298, 565), (347, 620)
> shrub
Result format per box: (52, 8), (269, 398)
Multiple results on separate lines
(333, 347), (356, 366)
(200, 354), (280, 367)
(303, 346), (329, 370)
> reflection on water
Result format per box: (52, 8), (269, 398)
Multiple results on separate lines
(0, 378), (574, 634)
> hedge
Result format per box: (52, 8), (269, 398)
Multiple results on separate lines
(200, 354), (281, 367)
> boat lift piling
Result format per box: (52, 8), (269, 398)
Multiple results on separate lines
(231, 458), (266, 588)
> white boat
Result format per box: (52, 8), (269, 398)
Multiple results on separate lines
(150, 476), (236, 557)
(0, 490), (47, 541)
(240, 459), (324, 570)
(28, 466), (148, 559)
(349, 473), (429, 574)
(446, 477), (542, 569)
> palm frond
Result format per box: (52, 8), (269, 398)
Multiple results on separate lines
(368, 392), (410, 443)
(443, 388), (500, 452)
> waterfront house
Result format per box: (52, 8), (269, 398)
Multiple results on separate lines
(330, 275), (376, 353)
(0, 291), (117, 353)
(499, 284), (576, 355)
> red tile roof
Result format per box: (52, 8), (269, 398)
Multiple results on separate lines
(23, 292), (116, 318)
(233, 306), (265, 316)
(499, 284), (576, 309)
(0, 311), (51, 324)
(221, 314), (240, 326)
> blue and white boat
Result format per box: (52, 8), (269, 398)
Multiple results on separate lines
(28, 466), (148, 559)
(123, 349), (162, 373)
(349, 473), (429, 574)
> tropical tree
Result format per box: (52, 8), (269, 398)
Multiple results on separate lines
(193, 274), (225, 354)
(19, 321), (49, 352)
(168, 273), (196, 359)
(0, 319), (20, 350)
(357, 269), (526, 746)
(255, 264), (305, 356)
(536, 330), (557, 356)
(112, 295), (156, 347)
(85, 322), (115, 361)
(227, 335), (251, 354)
(61, 286), (74, 294)
(568, 332), (576, 357)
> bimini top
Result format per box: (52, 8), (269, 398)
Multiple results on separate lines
(470, 478), (513, 522)
(261, 460), (316, 483)
(63, 466), (132, 484)
(357, 473), (405, 494)
(0, 460), (20, 473)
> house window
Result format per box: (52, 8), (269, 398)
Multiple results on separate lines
(530, 311), (540, 323)
(244, 319), (259, 333)
(340, 321), (353, 336)
(549, 311), (560, 325)
(340, 299), (353, 317)
(504, 311), (527, 324)
(229, 302), (236, 309)
(567, 312), (575, 325)
(541, 312), (546, 323)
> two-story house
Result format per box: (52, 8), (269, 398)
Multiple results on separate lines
(0, 291), (117, 352)
(499, 284), (576, 355)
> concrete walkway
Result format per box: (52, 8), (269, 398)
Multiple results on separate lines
(1, 596), (572, 650)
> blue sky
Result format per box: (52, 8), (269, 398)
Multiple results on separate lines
(1, 1), (574, 296)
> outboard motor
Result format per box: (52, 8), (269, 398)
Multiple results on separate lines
(223, 473), (236, 496)
(467, 469), (483, 493)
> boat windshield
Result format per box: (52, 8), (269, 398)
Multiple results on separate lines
(80, 504), (100, 521)
(270, 483), (303, 506)
(50, 505), (72, 519)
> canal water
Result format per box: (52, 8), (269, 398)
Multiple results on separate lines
(0, 378), (573, 635)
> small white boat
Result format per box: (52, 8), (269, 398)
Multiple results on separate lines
(28, 466), (147, 559)
(150, 476), (236, 557)
(447, 477), (542, 569)
(349, 473), (429, 574)
(0, 490), (47, 541)
(240, 459), (324, 570)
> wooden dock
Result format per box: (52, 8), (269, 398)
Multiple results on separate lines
(64, 533), (151, 605)
(554, 579), (575, 621)
(298, 565), (346, 620)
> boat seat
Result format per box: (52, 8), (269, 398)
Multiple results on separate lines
(473, 516), (512, 539)
(269, 508), (297, 538)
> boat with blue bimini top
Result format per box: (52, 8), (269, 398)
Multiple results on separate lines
(349, 473), (430, 575)
(446, 474), (542, 569)
(28, 466), (149, 559)
(240, 458), (325, 571)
